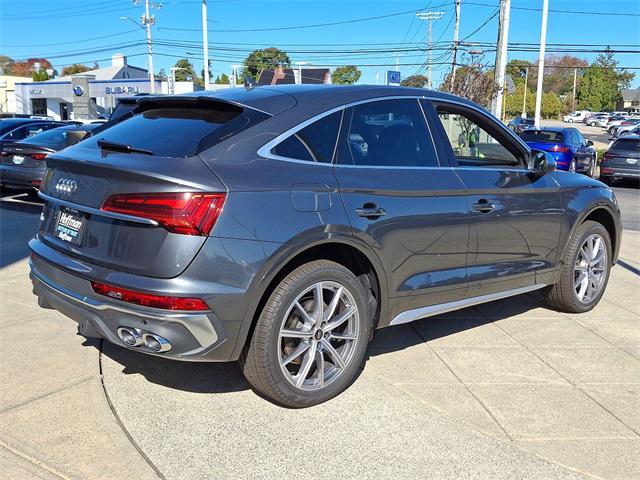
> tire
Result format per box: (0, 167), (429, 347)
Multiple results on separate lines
(545, 221), (612, 313)
(567, 118), (573, 123)
(586, 158), (595, 178)
(589, 121), (596, 127)
(240, 260), (371, 408)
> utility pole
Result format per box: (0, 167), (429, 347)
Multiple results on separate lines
(492, 0), (511, 121)
(143, 0), (155, 94)
(202, 0), (210, 89)
(417, 10), (445, 89)
(534, 0), (549, 126)
(572, 67), (577, 110)
(450, 0), (461, 89)
(522, 67), (529, 117)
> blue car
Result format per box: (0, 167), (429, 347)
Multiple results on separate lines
(520, 127), (597, 176)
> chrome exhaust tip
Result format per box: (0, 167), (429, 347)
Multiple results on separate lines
(117, 327), (143, 347)
(142, 333), (172, 353)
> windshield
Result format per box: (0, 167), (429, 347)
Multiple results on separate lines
(520, 130), (564, 143)
(85, 104), (268, 157)
(19, 127), (93, 150)
(612, 138), (640, 152)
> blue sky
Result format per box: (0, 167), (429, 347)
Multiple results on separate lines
(1, 0), (639, 87)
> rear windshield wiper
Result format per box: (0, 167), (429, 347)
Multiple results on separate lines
(97, 139), (153, 155)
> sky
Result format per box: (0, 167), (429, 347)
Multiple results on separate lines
(1, 0), (639, 88)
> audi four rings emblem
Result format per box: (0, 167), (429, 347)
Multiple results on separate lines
(55, 178), (78, 195)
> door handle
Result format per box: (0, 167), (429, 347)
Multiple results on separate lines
(355, 204), (386, 219)
(472, 199), (496, 213)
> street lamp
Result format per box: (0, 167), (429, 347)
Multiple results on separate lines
(121, 10), (155, 94)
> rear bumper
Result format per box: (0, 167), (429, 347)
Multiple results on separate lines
(29, 239), (240, 362)
(600, 166), (640, 180)
(0, 164), (45, 188)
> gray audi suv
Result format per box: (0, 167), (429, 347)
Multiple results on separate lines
(29, 85), (621, 407)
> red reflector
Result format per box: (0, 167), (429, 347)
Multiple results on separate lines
(31, 180), (42, 185)
(601, 167), (614, 174)
(101, 192), (226, 236)
(30, 153), (47, 160)
(91, 281), (209, 311)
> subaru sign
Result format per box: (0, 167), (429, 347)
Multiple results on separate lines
(387, 70), (401, 86)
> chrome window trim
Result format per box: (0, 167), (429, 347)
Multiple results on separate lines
(39, 191), (159, 226)
(258, 95), (445, 169)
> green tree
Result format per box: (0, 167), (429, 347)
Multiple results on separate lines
(155, 69), (168, 81)
(242, 47), (290, 80)
(541, 91), (562, 118)
(331, 65), (361, 85)
(400, 74), (429, 88)
(504, 82), (535, 118)
(61, 63), (91, 76)
(214, 73), (230, 84)
(201, 60), (213, 84)
(506, 59), (534, 85)
(173, 58), (203, 86)
(32, 70), (49, 81)
(577, 49), (635, 111)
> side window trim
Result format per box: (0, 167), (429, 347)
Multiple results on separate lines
(431, 100), (529, 169)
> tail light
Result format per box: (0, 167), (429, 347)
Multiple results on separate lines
(552, 145), (571, 153)
(30, 153), (47, 161)
(101, 192), (226, 236)
(91, 281), (209, 311)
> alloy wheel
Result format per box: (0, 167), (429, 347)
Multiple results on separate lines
(574, 233), (607, 303)
(278, 281), (360, 391)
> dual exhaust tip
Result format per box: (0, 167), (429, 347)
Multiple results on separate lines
(117, 327), (172, 353)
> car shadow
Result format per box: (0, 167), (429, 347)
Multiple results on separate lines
(0, 190), (43, 267)
(95, 293), (547, 396)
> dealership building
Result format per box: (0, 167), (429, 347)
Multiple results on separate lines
(13, 54), (167, 120)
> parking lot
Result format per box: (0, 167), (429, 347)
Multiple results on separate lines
(1, 151), (639, 479)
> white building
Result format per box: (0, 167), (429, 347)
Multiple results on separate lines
(14, 54), (162, 120)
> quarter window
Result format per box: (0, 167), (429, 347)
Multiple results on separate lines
(338, 99), (437, 167)
(436, 108), (522, 167)
(271, 111), (342, 163)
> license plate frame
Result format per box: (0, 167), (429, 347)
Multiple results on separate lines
(54, 208), (85, 245)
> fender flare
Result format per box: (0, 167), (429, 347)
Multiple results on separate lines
(228, 230), (389, 360)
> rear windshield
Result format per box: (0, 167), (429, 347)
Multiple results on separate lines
(612, 138), (640, 152)
(0, 120), (28, 136)
(87, 104), (268, 157)
(20, 127), (92, 150)
(520, 130), (564, 143)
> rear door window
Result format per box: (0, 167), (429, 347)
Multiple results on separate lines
(86, 104), (268, 158)
(337, 98), (438, 167)
(271, 110), (342, 163)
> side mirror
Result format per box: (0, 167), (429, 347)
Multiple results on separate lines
(528, 149), (556, 174)
(587, 140), (594, 146)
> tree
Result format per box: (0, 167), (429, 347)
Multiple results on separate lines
(172, 58), (203, 86)
(32, 70), (49, 81)
(214, 73), (230, 84)
(541, 91), (562, 118)
(331, 65), (361, 85)
(9, 58), (52, 77)
(201, 60), (213, 84)
(506, 59), (534, 84)
(155, 69), (168, 81)
(61, 63), (92, 76)
(242, 47), (290, 80)
(439, 57), (499, 108)
(504, 82), (535, 118)
(577, 49), (635, 111)
(400, 74), (429, 88)
(0, 55), (14, 74)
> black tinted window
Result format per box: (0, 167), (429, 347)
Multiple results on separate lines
(272, 111), (342, 163)
(340, 99), (437, 167)
(521, 130), (564, 143)
(20, 127), (90, 150)
(87, 104), (268, 158)
(612, 138), (640, 152)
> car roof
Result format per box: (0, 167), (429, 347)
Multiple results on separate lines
(522, 126), (570, 133)
(54, 124), (99, 132)
(142, 84), (475, 116)
(0, 118), (57, 126)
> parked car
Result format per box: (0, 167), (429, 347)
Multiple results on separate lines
(563, 110), (590, 123)
(599, 135), (640, 185)
(0, 124), (97, 190)
(606, 116), (632, 133)
(585, 113), (609, 127)
(507, 116), (535, 134)
(618, 125), (640, 138)
(29, 86), (621, 407)
(0, 118), (66, 150)
(520, 127), (597, 176)
(611, 119), (640, 138)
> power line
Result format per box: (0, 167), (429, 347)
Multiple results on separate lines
(2, 29), (141, 49)
(464, 1), (640, 17)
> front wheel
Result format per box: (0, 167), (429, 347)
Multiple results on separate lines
(241, 260), (371, 407)
(545, 221), (611, 313)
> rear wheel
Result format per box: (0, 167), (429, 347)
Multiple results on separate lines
(241, 260), (370, 407)
(545, 221), (611, 313)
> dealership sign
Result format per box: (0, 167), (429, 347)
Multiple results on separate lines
(105, 85), (140, 95)
(29, 88), (44, 95)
